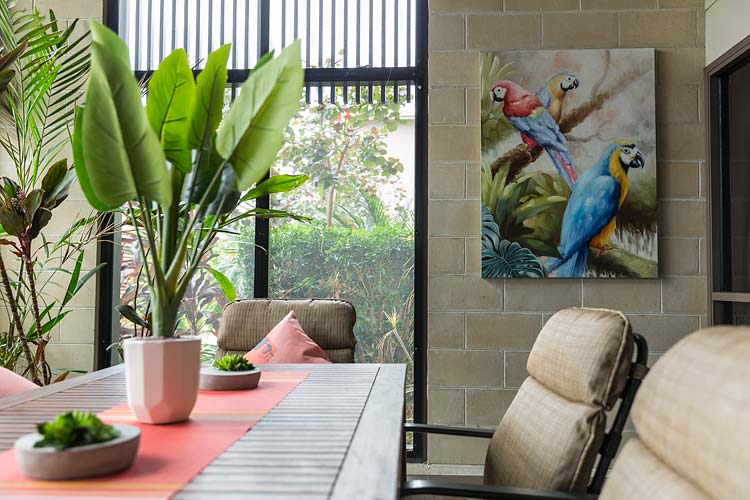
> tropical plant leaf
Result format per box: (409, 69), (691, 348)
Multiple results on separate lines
(239, 174), (309, 202)
(71, 107), (109, 211)
(146, 48), (195, 173)
(208, 267), (236, 302)
(205, 167), (241, 217)
(115, 303), (150, 329)
(514, 195), (567, 223)
(216, 40), (303, 190)
(482, 204), (544, 278)
(481, 204), (501, 249)
(188, 44), (230, 150)
(482, 237), (545, 279)
(77, 21), (170, 209)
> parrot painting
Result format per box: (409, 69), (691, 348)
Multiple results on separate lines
(545, 141), (646, 278)
(536, 72), (579, 123)
(490, 80), (578, 189)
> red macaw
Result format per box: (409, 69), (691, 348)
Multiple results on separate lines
(491, 80), (577, 189)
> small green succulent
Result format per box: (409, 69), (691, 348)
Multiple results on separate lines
(34, 411), (120, 450)
(213, 354), (255, 372)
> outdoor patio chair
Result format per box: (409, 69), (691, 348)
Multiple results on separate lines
(403, 325), (750, 500)
(215, 298), (357, 362)
(404, 307), (649, 498)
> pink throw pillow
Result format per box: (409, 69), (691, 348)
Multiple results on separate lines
(0, 367), (37, 398)
(244, 311), (331, 364)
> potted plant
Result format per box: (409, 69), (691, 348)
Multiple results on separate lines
(73, 22), (305, 423)
(0, 3), (106, 385)
(14, 411), (140, 480)
(200, 354), (260, 391)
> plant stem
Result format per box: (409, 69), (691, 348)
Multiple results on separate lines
(0, 254), (37, 384)
(24, 257), (50, 385)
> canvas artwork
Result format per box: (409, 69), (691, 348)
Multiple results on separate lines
(480, 48), (657, 279)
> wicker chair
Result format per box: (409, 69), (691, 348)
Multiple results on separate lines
(215, 298), (357, 362)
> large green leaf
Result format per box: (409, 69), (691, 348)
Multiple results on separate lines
(77, 21), (171, 209)
(216, 40), (303, 190)
(146, 48), (195, 173)
(72, 106), (109, 211)
(208, 267), (236, 302)
(239, 174), (308, 202)
(482, 238), (545, 279)
(188, 44), (230, 151)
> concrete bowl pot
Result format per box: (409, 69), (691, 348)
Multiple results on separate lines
(124, 337), (201, 424)
(14, 424), (140, 480)
(199, 366), (261, 391)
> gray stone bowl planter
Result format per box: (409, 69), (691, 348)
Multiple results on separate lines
(14, 424), (140, 480)
(199, 366), (261, 391)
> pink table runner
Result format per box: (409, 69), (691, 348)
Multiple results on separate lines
(0, 371), (308, 499)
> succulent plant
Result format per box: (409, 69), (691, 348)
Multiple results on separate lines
(34, 412), (120, 450)
(213, 354), (254, 372)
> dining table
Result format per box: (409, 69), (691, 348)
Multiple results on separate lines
(0, 363), (407, 500)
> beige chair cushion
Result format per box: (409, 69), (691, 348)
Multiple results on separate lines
(527, 307), (633, 409)
(216, 299), (357, 363)
(602, 439), (709, 500)
(482, 307), (636, 494)
(484, 377), (605, 493)
(602, 326), (750, 500)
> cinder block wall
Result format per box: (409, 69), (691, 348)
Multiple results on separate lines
(0, 0), (104, 373)
(427, 0), (706, 465)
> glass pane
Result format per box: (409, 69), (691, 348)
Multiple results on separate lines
(269, 85), (416, 422)
(724, 60), (750, 292)
(715, 302), (750, 325)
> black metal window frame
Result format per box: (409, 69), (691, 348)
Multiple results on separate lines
(99, 0), (428, 460)
(706, 33), (750, 325)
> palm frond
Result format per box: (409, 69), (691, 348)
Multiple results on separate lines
(0, 2), (90, 190)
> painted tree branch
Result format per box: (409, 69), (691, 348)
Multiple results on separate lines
(587, 246), (657, 278)
(490, 62), (651, 181)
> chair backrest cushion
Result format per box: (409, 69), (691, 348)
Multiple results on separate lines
(484, 307), (634, 493)
(484, 377), (605, 492)
(244, 311), (331, 364)
(601, 326), (750, 500)
(216, 298), (357, 363)
(527, 307), (634, 409)
(0, 367), (36, 398)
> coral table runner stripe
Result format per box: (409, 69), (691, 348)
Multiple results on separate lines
(0, 371), (308, 499)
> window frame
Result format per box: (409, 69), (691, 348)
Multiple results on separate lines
(98, 0), (427, 460)
(706, 32), (750, 324)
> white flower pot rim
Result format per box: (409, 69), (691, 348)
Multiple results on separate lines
(123, 336), (200, 343)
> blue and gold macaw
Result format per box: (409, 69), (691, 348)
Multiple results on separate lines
(545, 141), (645, 277)
(536, 72), (579, 123)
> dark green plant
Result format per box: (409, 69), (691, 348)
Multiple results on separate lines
(34, 412), (120, 450)
(213, 354), (254, 372)
(481, 205), (544, 278)
(0, 3), (103, 384)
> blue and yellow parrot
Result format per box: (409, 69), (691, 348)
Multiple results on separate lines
(545, 141), (645, 277)
(491, 80), (578, 189)
(536, 72), (579, 123)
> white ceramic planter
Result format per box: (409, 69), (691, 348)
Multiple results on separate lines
(14, 425), (140, 480)
(124, 337), (201, 424)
